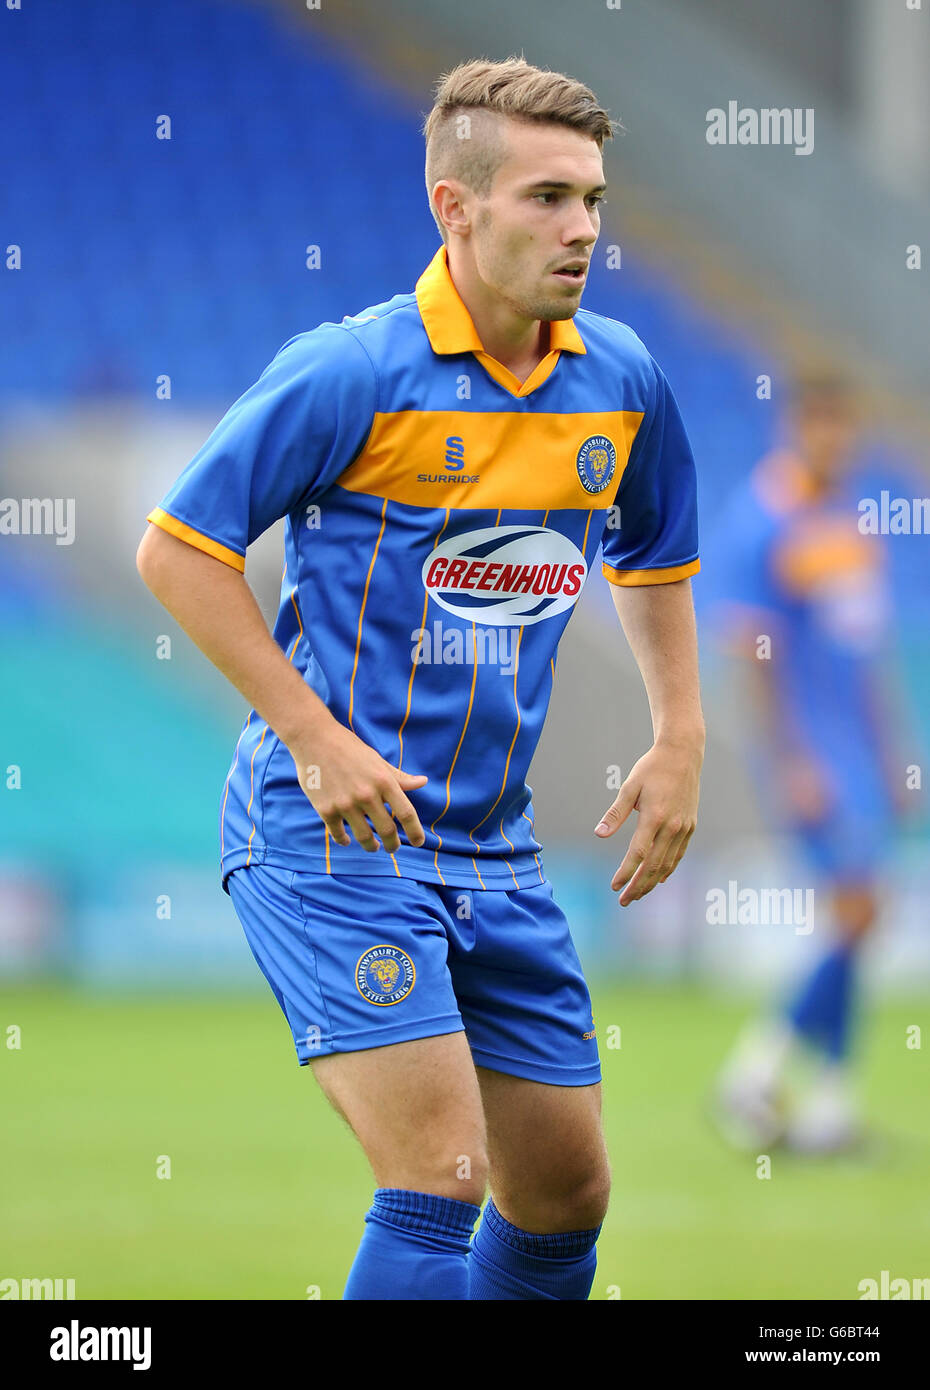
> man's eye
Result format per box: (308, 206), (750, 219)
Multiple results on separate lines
(534, 192), (605, 207)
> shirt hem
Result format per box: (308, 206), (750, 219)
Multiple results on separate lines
(221, 841), (548, 892)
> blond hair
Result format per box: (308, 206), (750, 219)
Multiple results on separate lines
(422, 57), (619, 242)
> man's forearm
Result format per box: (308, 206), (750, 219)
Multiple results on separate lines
(741, 642), (810, 759)
(136, 525), (334, 748)
(609, 578), (705, 750)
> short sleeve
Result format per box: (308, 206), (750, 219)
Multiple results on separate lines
(600, 356), (700, 586)
(702, 480), (784, 649)
(146, 326), (378, 571)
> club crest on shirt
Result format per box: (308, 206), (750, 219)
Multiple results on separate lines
(355, 945), (416, 1005)
(576, 435), (617, 494)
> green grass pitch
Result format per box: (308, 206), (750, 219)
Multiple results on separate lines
(1, 983), (927, 1300)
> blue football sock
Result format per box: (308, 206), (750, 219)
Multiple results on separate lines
(784, 940), (858, 1062)
(468, 1199), (601, 1301)
(342, 1188), (480, 1300)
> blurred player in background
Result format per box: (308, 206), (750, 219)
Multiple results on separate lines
(711, 373), (908, 1154)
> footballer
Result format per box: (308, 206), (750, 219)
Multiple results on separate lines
(136, 56), (704, 1300)
(711, 374), (908, 1154)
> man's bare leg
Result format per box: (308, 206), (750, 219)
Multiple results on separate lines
(311, 1032), (488, 1299)
(467, 1068), (611, 1299)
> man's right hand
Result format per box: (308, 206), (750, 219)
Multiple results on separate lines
(134, 526), (429, 855)
(289, 720), (428, 853)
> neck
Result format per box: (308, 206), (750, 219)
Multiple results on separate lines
(799, 457), (840, 499)
(445, 242), (549, 376)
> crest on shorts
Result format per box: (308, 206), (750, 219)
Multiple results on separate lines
(576, 435), (617, 494)
(355, 945), (416, 1006)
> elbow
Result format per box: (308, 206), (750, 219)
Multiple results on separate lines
(136, 524), (166, 592)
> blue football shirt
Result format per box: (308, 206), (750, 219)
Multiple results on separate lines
(146, 246), (700, 890)
(710, 449), (893, 824)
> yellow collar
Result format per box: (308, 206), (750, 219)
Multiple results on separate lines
(415, 244), (587, 360)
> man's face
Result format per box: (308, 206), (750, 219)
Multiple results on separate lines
(794, 396), (859, 480)
(466, 120), (605, 322)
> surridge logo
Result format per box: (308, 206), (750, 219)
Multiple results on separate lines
(422, 524), (587, 626)
(444, 435), (465, 470)
(417, 434), (479, 485)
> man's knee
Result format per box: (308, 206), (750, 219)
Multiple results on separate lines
(338, 1111), (489, 1206)
(403, 1137), (490, 1207)
(560, 1164), (612, 1230)
(496, 1157), (611, 1234)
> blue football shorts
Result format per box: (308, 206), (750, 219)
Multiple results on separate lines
(227, 865), (601, 1086)
(785, 763), (892, 883)
(793, 811), (890, 883)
